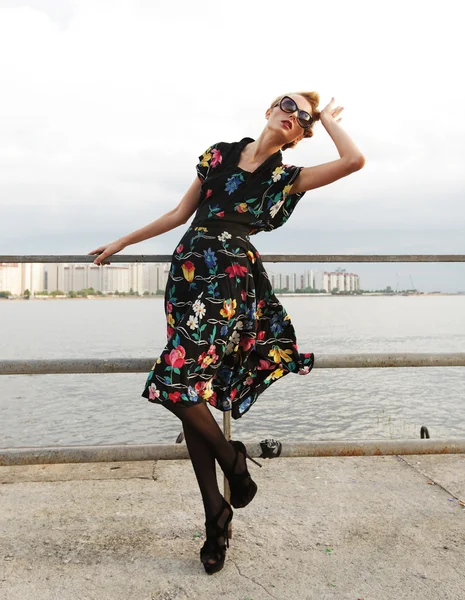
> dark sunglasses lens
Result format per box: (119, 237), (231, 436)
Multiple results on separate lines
(298, 112), (313, 128)
(280, 97), (297, 113)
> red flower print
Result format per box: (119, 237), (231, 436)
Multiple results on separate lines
(181, 261), (195, 282)
(166, 301), (173, 313)
(208, 393), (218, 407)
(206, 189), (213, 199)
(217, 211), (225, 217)
(304, 352), (312, 358)
(240, 337), (255, 352)
(195, 381), (207, 394)
(241, 289), (247, 301)
(197, 349), (219, 368)
(257, 300), (266, 308)
(165, 345), (186, 368)
(211, 148), (223, 167)
(257, 330), (265, 340)
(176, 244), (183, 254)
(167, 325), (174, 340)
(169, 391), (182, 403)
(257, 359), (274, 370)
(256, 250), (261, 259)
(230, 388), (237, 400)
(225, 263), (248, 278)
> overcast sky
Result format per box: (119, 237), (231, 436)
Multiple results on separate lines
(0, 0), (464, 292)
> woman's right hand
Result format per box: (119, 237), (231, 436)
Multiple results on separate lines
(87, 239), (126, 265)
(320, 97), (344, 125)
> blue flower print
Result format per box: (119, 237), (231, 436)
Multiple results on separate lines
(239, 395), (253, 414)
(204, 247), (217, 269)
(270, 312), (285, 335)
(187, 386), (199, 402)
(225, 173), (245, 195)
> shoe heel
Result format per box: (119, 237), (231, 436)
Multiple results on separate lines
(245, 451), (262, 468)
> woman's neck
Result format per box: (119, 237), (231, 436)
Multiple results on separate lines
(244, 132), (282, 165)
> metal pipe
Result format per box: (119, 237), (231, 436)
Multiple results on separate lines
(1, 353), (465, 375)
(1, 254), (465, 263)
(1, 439), (465, 466)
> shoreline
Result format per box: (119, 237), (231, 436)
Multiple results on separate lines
(1, 292), (462, 301)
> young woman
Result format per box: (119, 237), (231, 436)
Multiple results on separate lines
(88, 92), (365, 574)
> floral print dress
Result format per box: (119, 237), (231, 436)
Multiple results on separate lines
(141, 137), (315, 419)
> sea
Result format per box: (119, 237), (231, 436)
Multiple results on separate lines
(1, 295), (464, 447)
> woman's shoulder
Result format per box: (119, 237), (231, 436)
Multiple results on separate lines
(196, 138), (251, 172)
(199, 138), (249, 155)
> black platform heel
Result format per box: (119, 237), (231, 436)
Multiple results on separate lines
(227, 440), (262, 509)
(200, 497), (233, 575)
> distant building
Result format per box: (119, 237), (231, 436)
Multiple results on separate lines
(0, 263), (45, 295)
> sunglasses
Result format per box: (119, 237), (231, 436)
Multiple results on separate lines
(273, 95), (313, 129)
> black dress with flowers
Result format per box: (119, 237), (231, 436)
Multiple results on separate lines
(141, 137), (315, 419)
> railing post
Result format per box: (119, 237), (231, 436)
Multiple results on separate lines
(223, 410), (232, 538)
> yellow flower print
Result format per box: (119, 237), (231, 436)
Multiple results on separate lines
(282, 184), (293, 197)
(271, 166), (285, 182)
(202, 378), (214, 400)
(200, 149), (212, 167)
(181, 260), (195, 282)
(194, 226), (208, 232)
(220, 298), (237, 320)
(268, 346), (294, 363)
(284, 314), (290, 321)
(167, 313), (175, 327)
(247, 250), (255, 263)
(270, 367), (285, 380)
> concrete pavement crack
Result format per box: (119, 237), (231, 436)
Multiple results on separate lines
(230, 559), (277, 599)
(397, 455), (464, 504)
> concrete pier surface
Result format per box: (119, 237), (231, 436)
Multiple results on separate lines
(1, 454), (464, 600)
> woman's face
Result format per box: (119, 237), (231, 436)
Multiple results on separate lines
(265, 93), (313, 145)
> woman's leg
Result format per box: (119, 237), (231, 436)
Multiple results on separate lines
(164, 401), (239, 567)
(164, 400), (239, 475)
(182, 420), (223, 519)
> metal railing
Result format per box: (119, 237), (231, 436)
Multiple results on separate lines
(1, 254), (464, 471)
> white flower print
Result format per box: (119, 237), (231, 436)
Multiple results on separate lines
(148, 383), (160, 400)
(187, 314), (199, 330)
(225, 341), (237, 355)
(192, 299), (206, 319)
(271, 166), (285, 182)
(217, 231), (232, 242)
(229, 330), (241, 344)
(269, 199), (285, 218)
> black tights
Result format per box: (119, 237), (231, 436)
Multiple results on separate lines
(164, 400), (243, 521)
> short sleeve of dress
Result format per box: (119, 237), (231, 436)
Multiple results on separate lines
(195, 142), (223, 183)
(265, 164), (307, 230)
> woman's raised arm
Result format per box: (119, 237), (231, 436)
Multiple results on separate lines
(291, 97), (366, 194)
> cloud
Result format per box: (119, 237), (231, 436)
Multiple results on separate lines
(0, 0), (464, 292)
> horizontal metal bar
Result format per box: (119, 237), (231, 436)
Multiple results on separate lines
(1, 439), (465, 466)
(1, 254), (465, 263)
(1, 353), (464, 375)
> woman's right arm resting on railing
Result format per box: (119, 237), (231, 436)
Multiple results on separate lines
(88, 177), (202, 265)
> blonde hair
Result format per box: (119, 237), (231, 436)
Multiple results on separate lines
(269, 91), (321, 151)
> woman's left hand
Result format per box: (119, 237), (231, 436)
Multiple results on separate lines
(320, 97), (344, 124)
